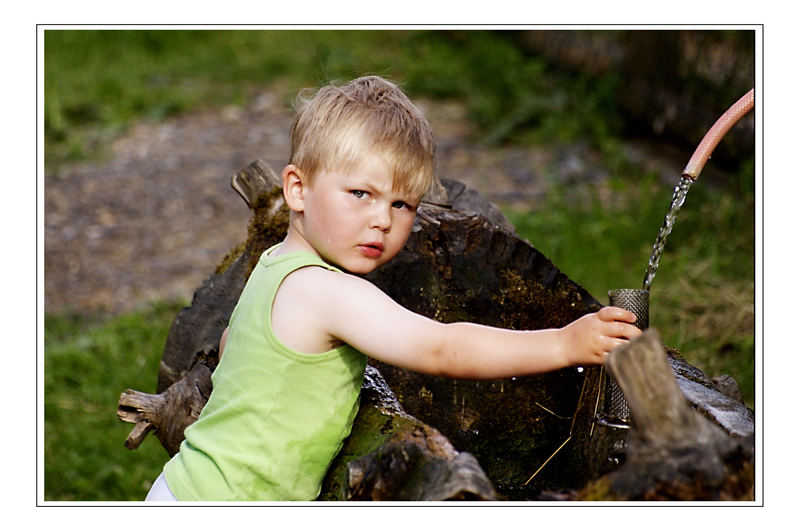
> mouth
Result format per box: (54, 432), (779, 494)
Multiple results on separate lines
(357, 242), (384, 258)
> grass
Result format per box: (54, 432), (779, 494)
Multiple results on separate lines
(505, 172), (756, 408)
(43, 302), (185, 501)
(44, 29), (620, 171)
(42, 29), (756, 501)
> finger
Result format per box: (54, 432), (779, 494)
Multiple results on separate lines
(590, 336), (623, 358)
(598, 306), (638, 324)
(602, 336), (629, 354)
(608, 336), (628, 349)
(612, 322), (642, 339)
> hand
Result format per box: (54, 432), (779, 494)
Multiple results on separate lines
(560, 306), (642, 366)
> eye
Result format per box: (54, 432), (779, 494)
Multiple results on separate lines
(351, 190), (368, 199)
(392, 200), (416, 211)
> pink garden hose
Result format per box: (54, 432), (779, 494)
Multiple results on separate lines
(682, 88), (755, 181)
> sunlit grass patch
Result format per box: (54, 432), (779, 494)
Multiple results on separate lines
(43, 302), (184, 500)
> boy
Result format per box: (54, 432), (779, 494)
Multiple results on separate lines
(146, 75), (641, 501)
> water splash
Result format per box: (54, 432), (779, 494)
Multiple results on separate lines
(642, 176), (694, 291)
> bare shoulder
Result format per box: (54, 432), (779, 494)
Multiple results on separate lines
(278, 264), (372, 300)
(277, 264), (448, 368)
(271, 265), (383, 353)
(282, 265), (391, 317)
(271, 266), (347, 353)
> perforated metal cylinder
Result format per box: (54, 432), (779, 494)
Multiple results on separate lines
(601, 289), (650, 427)
(608, 289), (649, 330)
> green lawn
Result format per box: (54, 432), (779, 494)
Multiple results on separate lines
(44, 303), (183, 500)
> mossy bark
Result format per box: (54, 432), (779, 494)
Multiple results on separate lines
(118, 160), (755, 501)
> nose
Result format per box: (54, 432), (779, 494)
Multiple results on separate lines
(369, 203), (392, 232)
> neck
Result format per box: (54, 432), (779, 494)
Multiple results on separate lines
(274, 217), (319, 258)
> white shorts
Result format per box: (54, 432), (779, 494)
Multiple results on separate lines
(145, 472), (177, 502)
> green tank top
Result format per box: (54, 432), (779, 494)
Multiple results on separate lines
(163, 246), (367, 500)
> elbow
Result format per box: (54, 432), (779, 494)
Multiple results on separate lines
(411, 322), (492, 380)
(427, 329), (482, 380)
(423, 326), (460, 378)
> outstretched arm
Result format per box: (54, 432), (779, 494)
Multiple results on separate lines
(281, 267), (641, 380)
(390, 306), (641, 379)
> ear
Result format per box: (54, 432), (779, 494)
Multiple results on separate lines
(282, 164), (307, 213)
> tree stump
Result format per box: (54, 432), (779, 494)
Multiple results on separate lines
(117, 159), (754, 501)
(578, 330), (754, 500)
(321, 366), (497, 501)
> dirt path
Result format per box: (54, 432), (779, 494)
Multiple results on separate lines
(44, 90), (687, 316)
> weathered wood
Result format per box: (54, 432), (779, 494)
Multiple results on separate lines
(119, 161), (513, 500)
(156, 160), (466, 393)
(607, 330), (720, 445)
(118, 361), (213, 455)
(579, 330), (754, 500)
(320, 366), (497, 501)
(118, 160), (754, 500)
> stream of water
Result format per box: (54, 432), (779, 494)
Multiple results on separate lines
(642, 176), (694, 291)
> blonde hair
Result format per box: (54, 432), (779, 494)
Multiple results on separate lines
(289, 76), (436, 199)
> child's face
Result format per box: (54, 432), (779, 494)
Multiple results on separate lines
(299, 155), (421, 275)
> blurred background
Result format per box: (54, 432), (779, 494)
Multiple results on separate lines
(42, 28), (756, 501)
